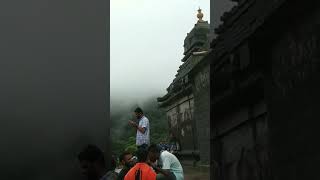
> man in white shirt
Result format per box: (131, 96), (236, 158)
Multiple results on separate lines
(128, 107), (150, 149)
(148, 144), (184, 180)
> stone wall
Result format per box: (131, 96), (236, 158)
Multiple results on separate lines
(165, 95), (197, 151)
(264, 6), (320, 179)
(210, 1), (320, 179)
(212, 81), (272, 180)
(192, 65), (210, 164)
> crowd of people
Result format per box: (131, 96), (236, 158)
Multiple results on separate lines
(78, 144), (184, 180)
(77, 107), (184, 180)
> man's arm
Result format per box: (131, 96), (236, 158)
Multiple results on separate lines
(148, 156), (172, 177)
(152, 166), (172, 177)
(147, 162), (171, 177)
(128, 120), (146, 134)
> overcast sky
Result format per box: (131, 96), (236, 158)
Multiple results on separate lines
(111, 0), (210, 103)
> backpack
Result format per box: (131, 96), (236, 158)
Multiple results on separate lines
(124, 163), (156, 180)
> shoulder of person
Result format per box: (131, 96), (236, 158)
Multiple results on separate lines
(159, 150), (168, 158)
(162, 150), (176, 159)
(141, 117), (149, 124)
(161, 150), (170, 155)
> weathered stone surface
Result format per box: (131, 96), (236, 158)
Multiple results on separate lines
(192, 70), (210, 163)
(211, 0), (320, 179)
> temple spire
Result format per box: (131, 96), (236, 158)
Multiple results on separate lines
(197, 7), (204, 22)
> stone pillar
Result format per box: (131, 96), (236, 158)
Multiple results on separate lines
(192, 65), (210, 164)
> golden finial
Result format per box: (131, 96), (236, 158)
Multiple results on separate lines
(197, 7), (204, 22)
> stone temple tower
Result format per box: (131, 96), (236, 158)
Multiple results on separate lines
(157, 8), (211, 166)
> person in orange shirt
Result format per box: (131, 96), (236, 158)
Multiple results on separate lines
(124, 147), (156, 180)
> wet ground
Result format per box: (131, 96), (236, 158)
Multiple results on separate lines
(183, 164), (210, 180)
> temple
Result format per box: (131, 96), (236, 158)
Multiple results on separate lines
(159, 0), (320, 179)
(157, 8), (211, 166)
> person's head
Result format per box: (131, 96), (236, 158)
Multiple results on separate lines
(78, 144), (106, 179)
(134, 107), (143, 119)
(136, 147), (149, 163)
(119, 151), (134, 167)
(147, 144), (162, 163)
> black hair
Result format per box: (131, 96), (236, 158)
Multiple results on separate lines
(134, 107), (143, 114)
(78, 144), (105, 167)
(119, 151), (132, 162)
(136, 147), (148, 162)
(148, 144), (161, 154)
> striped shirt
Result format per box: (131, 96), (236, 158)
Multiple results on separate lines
(136, 116), (150, 146)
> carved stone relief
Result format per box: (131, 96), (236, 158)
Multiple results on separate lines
(272, 26), (319, 96)
(194, 66), (210, 92)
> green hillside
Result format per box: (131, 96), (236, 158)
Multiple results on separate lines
(110, 98), (168, 156)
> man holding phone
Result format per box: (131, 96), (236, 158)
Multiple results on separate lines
(128, 107), (150, 149)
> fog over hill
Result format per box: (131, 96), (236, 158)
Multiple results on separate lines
(110, 0), (210, 106)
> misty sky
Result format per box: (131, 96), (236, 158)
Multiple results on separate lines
(111, 0), (210, 102)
